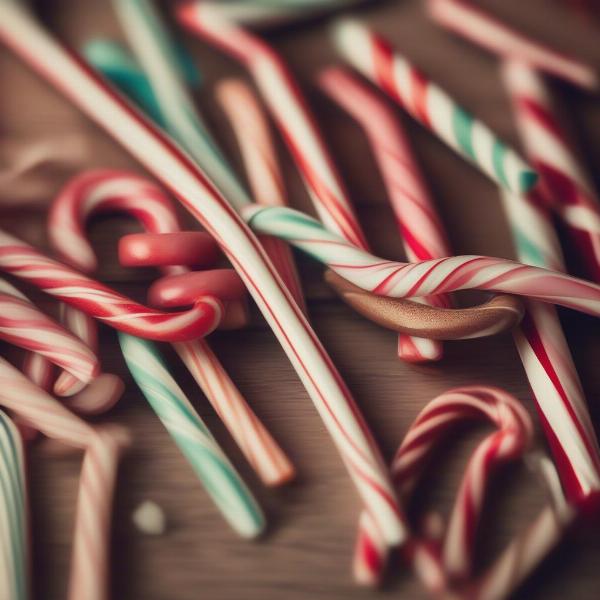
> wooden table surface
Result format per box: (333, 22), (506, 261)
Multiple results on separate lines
(1, 1), (600, 598)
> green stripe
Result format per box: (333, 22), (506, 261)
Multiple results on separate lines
(513, 228), (547, 268)
(492, 140), (510, 190)
(452, 107), (476, 160)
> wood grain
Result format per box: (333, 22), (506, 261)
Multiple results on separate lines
(1, 1), (600, 598)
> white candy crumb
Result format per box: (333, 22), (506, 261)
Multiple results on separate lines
(132, 500), (166, 536)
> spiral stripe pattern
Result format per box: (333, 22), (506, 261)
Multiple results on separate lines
(119, 333), (265, 537)
(0, 410), (28, 600)
(332, 19), (537, 195)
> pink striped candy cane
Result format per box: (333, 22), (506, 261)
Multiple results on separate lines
(0, 1), (406, 544)
(0, 355), (95, 449)
(176, 2), (371, 252)
(49, 169), (295, 487)
(0, 277), (100, 390)
(215, 79), (306, 312)
(319, 67), (452, 363)
(68, 424), (131, 600)
(502, 60), (600, 283)
(427, 0), (598, 91)
(0, 228), (223, 342)
(353, 386), (533, 587)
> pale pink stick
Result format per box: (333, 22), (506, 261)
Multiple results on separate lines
(319, 67), (451, 363)
(50, 170), (294, 487)
(427, 0), (598, 90)
(0, 356), (94, 449)
(68, 424), (131, 600)
(0, 277), (100, 390)
(353, 386), (533, 587)
(215, 79), (306, 313)
(502, 60), (600, 282)
(177, 3), (371, 252)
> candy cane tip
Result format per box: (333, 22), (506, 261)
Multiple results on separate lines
(53, 372), (87, 397)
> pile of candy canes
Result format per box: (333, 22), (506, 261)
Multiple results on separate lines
(0, 0), (599, 598)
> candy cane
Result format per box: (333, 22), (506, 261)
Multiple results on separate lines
(353, 386), (533, 587)
(0, 228), (222, 342)
(319, 67), (451, 362)
(501, 60), (600, 283)
(68, 424), (131, 600)
(244, 204), (600, 316)
(331, 19), (537, 196)
(427, 0), (597, 91)
(176, 1), (370, 250)
(215, 79), (306, 312)
(0, 410), (29, 600)
(118, 332), (265, 537)
(0, 0), (405, 544)
(0, 277), (100, 392)
(0, 356), (94, 449)
(50, 169), (294, 487)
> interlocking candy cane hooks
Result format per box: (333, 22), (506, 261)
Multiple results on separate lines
(49, 168), (294, 488)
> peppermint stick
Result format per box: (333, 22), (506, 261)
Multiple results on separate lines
(353, 386), (533, 587)
(427, 0), (597, 90)
(332, 19), (538, 195)
(0, 0), (405, 543)
(502, 60), (600, 282)
(118, 332), (265, 538)
(215, 79), (306, 312)
(0, 228), (223, 342)
(244, 204), (600, 316)
(0, 410), (29, 600)
(320, 67), (451, 363)
(49, 169), (294, 487)
(176, 1), (370, 249)
(68, 425), (131, 600)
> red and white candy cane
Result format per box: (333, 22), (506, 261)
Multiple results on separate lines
(0, 228), (223, 342)
(0, 1), (405, 544)
(68, 424), (131, 600)
(319, 67), (452, 363)
(0, 277), (100, 393)
(353, 386), (533, 588)
(50, 169), (294, 487)
(427, 0), (598, 91)
(177, 2), (371, 251)
(502, 60), (600, 282)
(215, 79), (306, 312)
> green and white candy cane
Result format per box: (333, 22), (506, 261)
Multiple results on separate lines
(0, 410), (28, 600)
(243, 203), (600, 316)
(118, 333), (265, 538)
(332, 19), (538, 195)
(112, 0), (250, 211)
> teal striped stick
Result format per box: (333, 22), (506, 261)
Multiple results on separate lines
(112, 0), (251, 211)
(118, 333), (265, 538)
(0, 410), (29, 600)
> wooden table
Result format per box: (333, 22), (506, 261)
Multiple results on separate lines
(1, 1), (600, 598)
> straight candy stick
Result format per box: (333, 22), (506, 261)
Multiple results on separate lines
(50, 169), (294, 487)
(176, 2), (371, 250)
(0, 0), (405, 544)
(427, 0), (598, 91)
(216, 79), (306, 312)
(502, 60), (600, 283)
(0, 410), (29, 600)
(118, 332), (265, 538)
(319, 67), (451, 363)
(68, 425), (131, 600)
(244, 204), (600, 316)
(331, 19), (538, 195)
